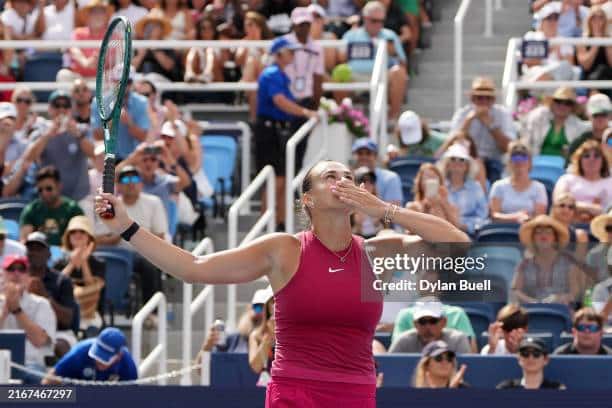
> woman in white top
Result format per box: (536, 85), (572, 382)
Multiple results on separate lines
(554, 140), (612, 222)
(1, 0), (42, 40)
(489, 141), (548, 223)
(160, 0), (195, 40)
(10, 86), (45, 142)
(112, 0), (147, 25)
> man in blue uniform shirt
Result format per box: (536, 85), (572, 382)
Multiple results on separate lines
(43, 327), (138, 383)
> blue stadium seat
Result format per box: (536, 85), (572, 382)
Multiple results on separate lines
(94, 248), (134, 316)
(524, 307), (572, 347)
(462, 307), (494, 348)
(3, 219), (19, 241)
(467, 245), (523, 289)
(532, 155), (565, 169)
(389, 157), (436, 205)
(0, 199), (28, 222)
(199, 135), (238, 218)
(475, 223), (520, 244)
(375, 332), (392, 350)
(23, 52), (64, 102)
(49, 245), (64, 266)
(0, 330), (26, 380)
(401, 181), (414, 204)
(532, 177), (555, 210)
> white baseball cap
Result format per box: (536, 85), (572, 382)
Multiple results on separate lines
(587, 93), (612, 116)
(413, 301), (443, 320)
(398, 111), (422, 145)
(251, 286), (273, 305)
(0, 102), (16, 120)
(160, 120), (187, 138)
(534, 1), (561, 22)
(291, 7), (313, 25)
(308, 4), (326, 19)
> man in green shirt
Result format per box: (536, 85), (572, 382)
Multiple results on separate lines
(392, 299), (478, 352)
(566, 93), (611, 162)
(19, 166), (84, 246)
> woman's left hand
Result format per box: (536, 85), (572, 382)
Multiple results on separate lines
(332, 179), (387, 219)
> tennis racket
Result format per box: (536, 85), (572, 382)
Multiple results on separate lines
(95, 16), (132, 218)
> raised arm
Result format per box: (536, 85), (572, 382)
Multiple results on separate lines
(94, 192), (284, 284)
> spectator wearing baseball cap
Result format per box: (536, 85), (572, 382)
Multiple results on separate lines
(0, 216), (26, 266)
(44, 327), (137, 384)
(352, 138), (403, 205)
(567, 93), (612, 160)
(497, 337), (565, 390)
(255, 36), (317, 231)
(0, 254), (56, 384)
(412, 340), (469, 388)
(391, 110), (445, 158)
(389, 301), (471, 354)
(0, 102), (27, 168)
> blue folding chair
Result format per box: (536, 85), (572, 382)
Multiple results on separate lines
(524, 307), (572, 347)
(93, 248), (134, 319)
(0, 199), (28, 222)
(3, 219), (19, 241)
(462, 307), (494, 348)
(23, 52), (64, 102)
(199, 135), (238, 218)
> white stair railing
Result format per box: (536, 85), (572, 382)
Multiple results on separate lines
(227, 165), (276, 329)
(181, 237), (215, 385)
(368, 41), (388, 154)
(285, 112), (328, 234)
(131, 292), (167, 384)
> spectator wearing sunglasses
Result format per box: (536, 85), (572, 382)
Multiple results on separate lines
(553, 140), (612, 222)
(0, 255), (56, 384)
(554, 307), (612, 355)
(28, 90), (95, 205)
(389, 300), (471, 354)
(497, 337), (565, 390)
(94, 165), (167, 307)
(10, 86), (44, 142)
(566, 94), (611, 162)
(412, 340), (468, 388)
(71, 78), (93, 126)
(450, 77), (517, 184)
(19, 166), (84, 246)
(481, 304), (528, 355)
(550, 193), (590, 264)
(437, 144), (489, 235)
(489, 141), (548, 224)
(521, 87), (589, 157)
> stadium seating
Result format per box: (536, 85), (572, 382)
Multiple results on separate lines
(481, 331), (555, 354)
(0, 330), (26, 380)
(209, 352), (612, 389)
(199, 135), (238, 218)
(3, 219), (19, 241)
(559, 332), (612, 349)
(94, 248), (134, 320)
(388, 157), (436, 205)
(462, 307), (494, 348)
(23, 52), (64, 102)
(0, 198), (29, 222)
(475, 223), (521, 244)
(467, 245), (523, 290)
(523, 307), (572, 347)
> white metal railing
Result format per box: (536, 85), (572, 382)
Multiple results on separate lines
(454, 0), (504, 111)
(285, 111), (328, 234)
(181, 237), (215, 386)
(502, 37), (612, 110)
(226, 165), (275, 329)
(0, 350), (10, 384)
(369, 41), (388, 152)
(131, 292), (167, 384)
(198, 121), (251, 207)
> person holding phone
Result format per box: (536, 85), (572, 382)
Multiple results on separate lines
(406, 163), (460, 229)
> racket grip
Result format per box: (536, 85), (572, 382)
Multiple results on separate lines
(101, 156), (116, 219)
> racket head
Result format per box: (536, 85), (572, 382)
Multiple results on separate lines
(95, 16), (132, 127)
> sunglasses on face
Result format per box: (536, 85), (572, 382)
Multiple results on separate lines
(252, 303), (264, 314)
(119, 175), (141, 184)
(37, 185), (54, 193)
(554, 99), (574, 107)
(576, 323), (601, 333)
(511, 153), (529, 163)
(6, 265), (27, 273)
(449, 157), (468, 163)
(432, 352), (455, 363)
(520, 349), (544, 359)
(15, 97), (32, 105)
(366, 17), (384, 24)
(417, 317), (441, 326)
(556, 203), (576, 210)
(52, 102), (71, 109)
(581, 151), (601, 160)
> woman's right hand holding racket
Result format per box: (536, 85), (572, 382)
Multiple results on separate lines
(95, 190), (133, 234)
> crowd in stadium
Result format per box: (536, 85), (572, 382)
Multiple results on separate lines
(0, 0), (609, 389)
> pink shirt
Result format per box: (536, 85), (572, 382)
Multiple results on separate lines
(272, 231), (382, 385)
(69, 28), (104, 78)
(554, 173), (612, 209)
(283, 33), (324, 100)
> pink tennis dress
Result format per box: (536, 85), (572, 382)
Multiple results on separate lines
(266, 231), (383, 407)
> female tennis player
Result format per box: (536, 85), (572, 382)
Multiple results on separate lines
(95, 160), (470, 406)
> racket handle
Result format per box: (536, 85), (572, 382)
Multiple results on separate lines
(101, 156), (116, 219)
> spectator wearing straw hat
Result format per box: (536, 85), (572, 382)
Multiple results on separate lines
(512, 215), (582, 305)
(587, 208), (612, 286)
(521, 87), (590, 157)
(450, 76), (517, 184)
(54, 216), (105, 334)
(43, 327), (137, 384)
(567, 94), (612, 160)
(60, 0), (111, 80)
(133, 9), (181, 82)
(437, 143), (489, 235)
(0, 254), (56, 384)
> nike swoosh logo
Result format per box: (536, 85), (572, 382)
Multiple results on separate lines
(329, 267), (344, 273)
